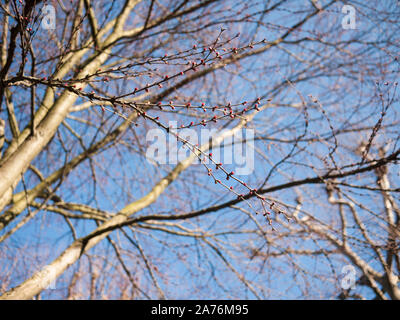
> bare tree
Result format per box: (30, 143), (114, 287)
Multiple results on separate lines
(0, 0), (399, 299)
